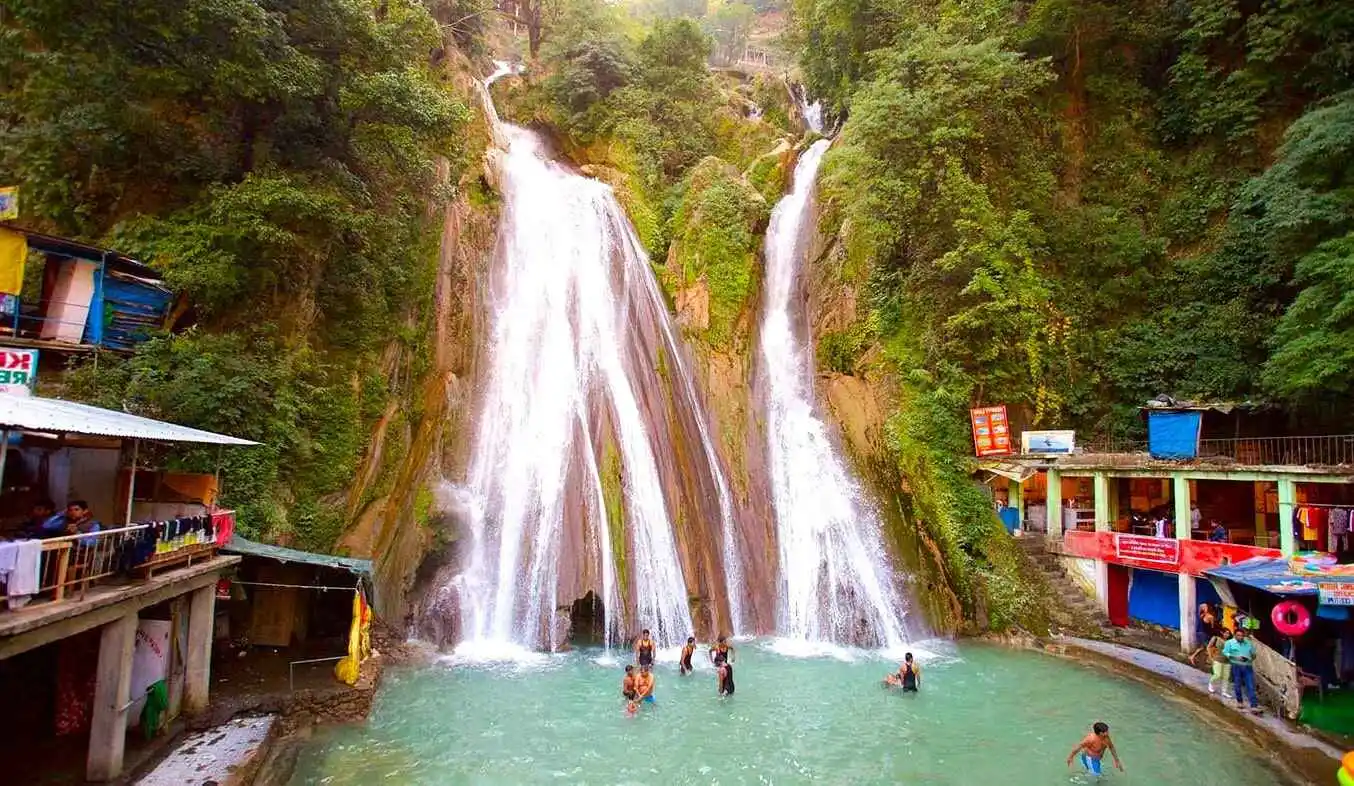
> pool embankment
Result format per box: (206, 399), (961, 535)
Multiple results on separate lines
(1038, 635), (1340, 786)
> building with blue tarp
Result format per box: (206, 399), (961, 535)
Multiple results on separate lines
(0, 226), (173, 353)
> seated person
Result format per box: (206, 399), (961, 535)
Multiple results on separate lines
(42, 500), (102, 543)
(1208, 520), (1228, 543)
(18, 498), (57, 538)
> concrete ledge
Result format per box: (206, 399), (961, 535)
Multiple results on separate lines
(0, 555), (240, 660)
(1046, 635), (1339, 785)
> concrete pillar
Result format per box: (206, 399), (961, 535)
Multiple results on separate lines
(1172, 473), (1192, 540)
(184, 584), (215, 714)
(87, 613), (136, 782)
(1278, 477), (1297, 557)
(1047, 469), (1063, 538)
(1093, 472), (1111, 532)
(1011, 480), (1024, 530)
(1095, 561), (1110, 615)
(167, 596), (187, 721)
(1179, 572), (1198, 653)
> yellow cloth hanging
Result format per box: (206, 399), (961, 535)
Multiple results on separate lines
(335, 588), (371, 686)
(0, 228), (26, 296)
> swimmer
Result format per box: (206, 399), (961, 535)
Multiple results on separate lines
(680, 637), (696, 675)
(621, 664), (638, 700)
(1065, 721), (1123, 776)
(635, 628), (656, 667)
(899, 652), (920, 693)
(709, 635), (734, 666)
(635, 664), (656, 704)
(717, 661), (735, 696)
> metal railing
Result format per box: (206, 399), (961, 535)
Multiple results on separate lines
(33, 524), (150, 602)
(1197, 435), (1354, 467)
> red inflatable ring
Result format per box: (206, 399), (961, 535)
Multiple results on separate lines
(1271, 600), (1312, 637)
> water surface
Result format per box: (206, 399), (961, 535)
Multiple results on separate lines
(289, 642), (1288, 785)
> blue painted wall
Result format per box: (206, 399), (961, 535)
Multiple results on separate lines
(1128, 568), (1181, 629)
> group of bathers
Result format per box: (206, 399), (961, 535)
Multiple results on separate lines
(623, 632), (736, 707)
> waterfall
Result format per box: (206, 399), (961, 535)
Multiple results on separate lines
(758, 139), (910, 647)
(794, 84), (825, 135)
(441, 66), (746, 653)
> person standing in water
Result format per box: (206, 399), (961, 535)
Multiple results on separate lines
(898, 652), (921, 692)
(635, 629), (656, 668)
(717, 660), (735, 696)
(1065, 721), (1124, 776)
(621, 665), (638, 701)
(709, 635), (734, 666)
(679, 637), (696, 675)
(635, 665), (656, 703)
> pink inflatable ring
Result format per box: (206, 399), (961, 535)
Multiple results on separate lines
(1271, 600), (1312, 637)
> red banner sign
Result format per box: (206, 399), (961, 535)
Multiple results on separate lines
(970, 405), (1012, 457)
(1115, 534), (1180, 565)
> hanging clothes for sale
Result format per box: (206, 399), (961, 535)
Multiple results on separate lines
(1331, 508), (1352, 553)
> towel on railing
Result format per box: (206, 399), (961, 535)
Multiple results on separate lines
(1, 539), (42, 605)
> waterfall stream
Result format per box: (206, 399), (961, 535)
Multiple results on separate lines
(758, 129), (910, 646)
(439, 65), (746, 653)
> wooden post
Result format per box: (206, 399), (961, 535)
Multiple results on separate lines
(87, 613), (136, 781)
(184, 584), (215, 714)
(124, 439), (138, 526)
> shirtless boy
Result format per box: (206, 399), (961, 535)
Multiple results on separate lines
(635, 665), (656, 704)
(1066, 722), (1123, 776)
(621, 665), (638, 700)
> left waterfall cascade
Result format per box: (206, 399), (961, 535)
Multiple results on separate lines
(417, 64), (748, 654)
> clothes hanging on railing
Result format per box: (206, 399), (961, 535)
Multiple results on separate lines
(1291, 505), (1354, 553)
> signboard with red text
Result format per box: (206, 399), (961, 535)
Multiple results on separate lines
(970, 405), (1012, 457)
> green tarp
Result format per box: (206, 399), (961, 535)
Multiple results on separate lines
(222, 535), (372, 576)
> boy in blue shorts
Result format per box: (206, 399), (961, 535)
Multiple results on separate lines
(1066, 721), (1124, 776)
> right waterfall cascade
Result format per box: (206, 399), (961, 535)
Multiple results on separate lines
(758, 97), (914, 647)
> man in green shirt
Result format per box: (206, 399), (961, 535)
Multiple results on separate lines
(1222, 627), (1262, 713)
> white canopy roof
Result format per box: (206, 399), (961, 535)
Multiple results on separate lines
(0, 395), (258, 445)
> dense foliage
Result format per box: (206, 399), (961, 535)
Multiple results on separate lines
(495, 1), (783, 258)
(0, 0), (469, 547)
(790, 0), (1354, 627)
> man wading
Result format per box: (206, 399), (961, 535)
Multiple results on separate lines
(635, 629), (656, 668)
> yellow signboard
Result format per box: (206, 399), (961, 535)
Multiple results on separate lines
(0, 187), (16, 221)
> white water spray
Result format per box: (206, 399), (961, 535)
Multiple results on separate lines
(759, 139), (909, 646)
(445, 66), (747, 653)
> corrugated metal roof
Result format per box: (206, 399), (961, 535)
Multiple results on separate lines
(0, 395), (258, 445)
(223, 535), (372, 576)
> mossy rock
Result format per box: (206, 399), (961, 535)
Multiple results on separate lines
(744, 139), (794, 205)
(665, 157), (769, 350)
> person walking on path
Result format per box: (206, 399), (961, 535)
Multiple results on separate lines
(1223, 627), (1263, 714)
(1190, 628), (1234, 699)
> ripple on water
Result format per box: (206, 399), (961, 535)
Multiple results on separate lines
(290, 642), (1293, 786)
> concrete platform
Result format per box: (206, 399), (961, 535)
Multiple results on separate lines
(0, 555), (240, 660)
(1058, 636), (1343, 765)
(135, 715), (276, 786)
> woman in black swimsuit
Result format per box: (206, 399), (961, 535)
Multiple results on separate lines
(900, 652), (920, 693)
(679, 637), (695, 675)
(710, 635), (733, 666)
(718, 662), (735, 696)
(636, 629), (656, 667)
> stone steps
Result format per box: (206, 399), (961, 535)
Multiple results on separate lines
(1016, 536), (1115, 635)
